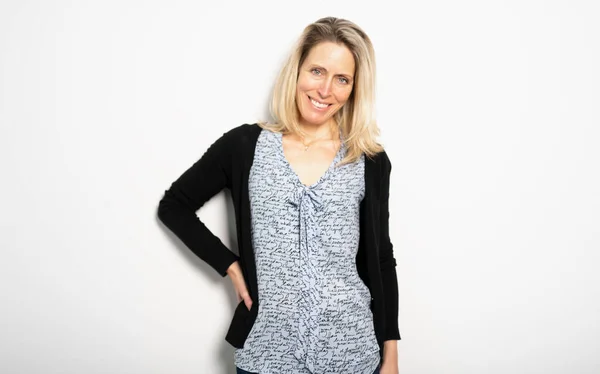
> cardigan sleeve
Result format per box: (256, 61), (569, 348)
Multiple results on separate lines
(379, 152), (401, 340)
(157, 127), (241, 277)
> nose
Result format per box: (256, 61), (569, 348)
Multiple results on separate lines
(317, 78), (332, 98)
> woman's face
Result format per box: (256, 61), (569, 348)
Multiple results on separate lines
(296, 41), (355, 128)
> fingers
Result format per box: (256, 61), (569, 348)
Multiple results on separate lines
(237, 285), (253, 311)
(230, 268), (253, 310)
(240, 291), (253, 311)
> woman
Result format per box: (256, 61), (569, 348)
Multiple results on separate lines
(158, 17), (400, 374)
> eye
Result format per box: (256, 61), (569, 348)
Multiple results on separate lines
(311, 68), (322, 75)
(338, 76), (350, 84)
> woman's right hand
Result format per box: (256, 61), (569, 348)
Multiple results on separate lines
(226, 261), (253, 311)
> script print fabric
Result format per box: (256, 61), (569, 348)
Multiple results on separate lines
(234, 128), (380, 374)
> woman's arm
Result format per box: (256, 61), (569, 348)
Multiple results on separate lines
(379, 152), (400, 372)
(379, 152), (401, 341)
(157, 127), (240, 277)
(383, 340), (398, 367)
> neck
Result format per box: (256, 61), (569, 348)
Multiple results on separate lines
(298, 119), (337, 141)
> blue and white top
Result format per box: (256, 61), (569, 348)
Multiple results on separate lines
(234, 128), (380, 374)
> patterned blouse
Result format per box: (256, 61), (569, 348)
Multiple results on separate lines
(234, 128), (380, 374)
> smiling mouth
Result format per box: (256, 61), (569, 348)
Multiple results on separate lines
(308, 95), (332, 109)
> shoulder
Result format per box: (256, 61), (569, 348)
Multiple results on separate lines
(366, 148), (392, 174)
(378, 149), (392, 167)
(221, 123), (262, 141)
(215, 123), (262, 149)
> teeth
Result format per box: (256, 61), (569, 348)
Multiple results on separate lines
(310, 98), (329, 108)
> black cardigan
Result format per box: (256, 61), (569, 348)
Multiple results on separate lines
(157, 123), (400, 356)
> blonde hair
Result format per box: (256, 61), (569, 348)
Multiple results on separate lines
(259, 16), (383, 164)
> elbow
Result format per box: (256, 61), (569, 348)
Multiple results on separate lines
(157, 193), (169, 224)
(157, 190), (180, 225)
(379, 243), (397, 271)
(157, 186), (200, 225)
(380, 257), (397, 272)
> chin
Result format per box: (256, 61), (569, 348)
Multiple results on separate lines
(300, 114), (332, 127)
(299, 107), (339, 127)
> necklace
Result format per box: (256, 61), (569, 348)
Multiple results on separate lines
(300, 133), (333, 152)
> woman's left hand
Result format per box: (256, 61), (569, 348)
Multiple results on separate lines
(379, 359), (398, 374)
(379, 340), (399, 374)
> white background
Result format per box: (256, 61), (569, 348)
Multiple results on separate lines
(1, 1), (599, 373)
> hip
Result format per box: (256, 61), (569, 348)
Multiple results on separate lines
(236, 363), (381, 374)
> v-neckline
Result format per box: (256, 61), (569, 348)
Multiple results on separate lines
(275, 130), (344, 189)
